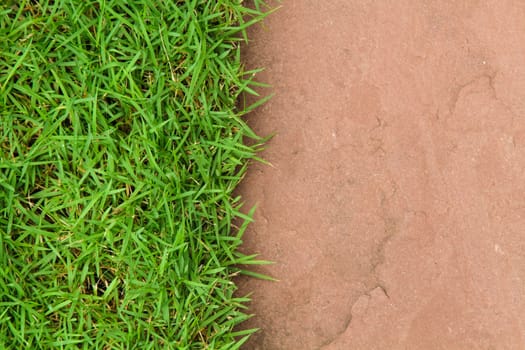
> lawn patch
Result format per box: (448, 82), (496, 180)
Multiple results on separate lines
(0, 0), (268, 348)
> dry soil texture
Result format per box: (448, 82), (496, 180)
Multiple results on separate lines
(237, 1), (525, 349)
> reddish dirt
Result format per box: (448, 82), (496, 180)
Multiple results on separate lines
(237, 1), (525, 349)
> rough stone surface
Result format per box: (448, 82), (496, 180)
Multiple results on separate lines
(237, 1), (525, 349)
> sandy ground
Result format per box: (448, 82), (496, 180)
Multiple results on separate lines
(237, 1), (525, 349)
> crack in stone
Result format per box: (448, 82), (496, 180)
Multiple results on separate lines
(319, 185), (398, 349)
(318, 311), (353, 349)
(448, 70), (499, 116)
(442, 69), (524, 134)
(370, 217), (397, 274)
(448, 69), (521, 125)
(318, 283), (390, 349)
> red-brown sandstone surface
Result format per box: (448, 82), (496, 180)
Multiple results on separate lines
(238, 1), (525, 349)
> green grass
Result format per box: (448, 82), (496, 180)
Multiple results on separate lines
(0, 0), (270, 348)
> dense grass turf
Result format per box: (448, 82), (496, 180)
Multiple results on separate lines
(0, 0), (270, 348)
